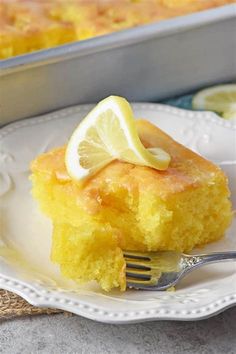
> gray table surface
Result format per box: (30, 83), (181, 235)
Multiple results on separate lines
(0, 307), (236, 354)
(1, 94), (235, 354)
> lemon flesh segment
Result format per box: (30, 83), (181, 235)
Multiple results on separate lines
(65, 96), (171, 181)
(192, 84), (236, 113)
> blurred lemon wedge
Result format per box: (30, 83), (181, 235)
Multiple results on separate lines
(192, 84), (236, 114)
(65, 96), (170, 181)
(222, 110), (236, 120)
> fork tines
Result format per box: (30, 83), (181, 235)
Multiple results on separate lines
(123, 251), (151, 260)
(124, 251), (153, 285)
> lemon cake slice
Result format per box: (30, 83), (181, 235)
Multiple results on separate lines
(31, 119), (232, 291)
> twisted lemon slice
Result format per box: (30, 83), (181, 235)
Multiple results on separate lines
(65, 96), (170, 180)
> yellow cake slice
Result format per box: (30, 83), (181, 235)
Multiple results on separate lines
(30, 119), (232, 291)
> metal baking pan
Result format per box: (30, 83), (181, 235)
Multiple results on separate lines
(1, 4), (236, 125)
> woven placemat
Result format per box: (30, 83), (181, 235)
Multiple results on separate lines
(0, 289), (64, 319)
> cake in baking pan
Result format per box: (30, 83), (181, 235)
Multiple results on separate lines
(1, 0), (234, 59)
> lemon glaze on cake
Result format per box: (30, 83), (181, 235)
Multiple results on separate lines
(30, 119), (232, 291)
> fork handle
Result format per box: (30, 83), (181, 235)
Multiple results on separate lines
(184, 251), (236, 269)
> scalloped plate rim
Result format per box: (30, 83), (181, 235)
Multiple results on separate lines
(0, 273), (236, 323)
(1, 103), (236, 134)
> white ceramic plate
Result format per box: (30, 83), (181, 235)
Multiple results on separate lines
(0, 103), (236, 324)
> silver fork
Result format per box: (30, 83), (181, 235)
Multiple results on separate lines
(124, 250), (236, 290)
